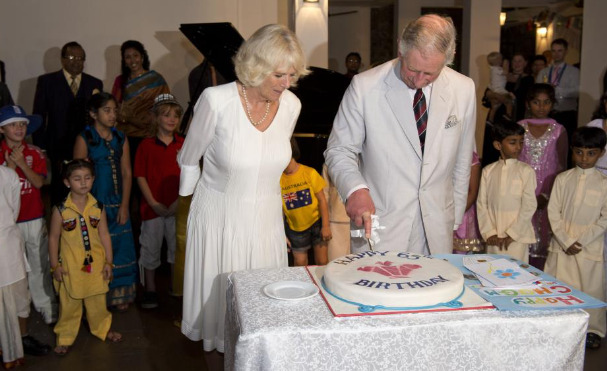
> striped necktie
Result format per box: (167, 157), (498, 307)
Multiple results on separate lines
(413, 89), (427, 153)
(70, 75), (78, 96)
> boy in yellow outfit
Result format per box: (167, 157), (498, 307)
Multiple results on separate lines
(545, 127), (607, 349)
(48, 160), (122, 355)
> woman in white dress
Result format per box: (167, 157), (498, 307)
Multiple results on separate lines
(177, 24), (309, 352)
(585, 92), (607, 300)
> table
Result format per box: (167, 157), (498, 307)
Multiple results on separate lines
(225, 267), (588, 371)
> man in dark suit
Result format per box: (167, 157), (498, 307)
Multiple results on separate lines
(0, 82), (13, 107)
(33, 41), (102, 205)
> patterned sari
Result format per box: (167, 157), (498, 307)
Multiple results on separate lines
(112, 70), (170, 138)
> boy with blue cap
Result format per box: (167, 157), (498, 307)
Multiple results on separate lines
(0, 105), (55, 358)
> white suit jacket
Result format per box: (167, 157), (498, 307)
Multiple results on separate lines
(324, 59), (476, 254)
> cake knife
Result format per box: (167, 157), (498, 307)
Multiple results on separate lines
(366, 237), (375, 251)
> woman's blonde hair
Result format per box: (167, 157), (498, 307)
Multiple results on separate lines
(234, 24), (310, 87)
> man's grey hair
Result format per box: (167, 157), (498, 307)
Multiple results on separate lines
(398, 14), (456, 66)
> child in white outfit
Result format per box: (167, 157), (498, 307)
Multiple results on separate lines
(487, 52), (515, 118)
(545, 127), (607, 349)
(477, 118), (537, 262)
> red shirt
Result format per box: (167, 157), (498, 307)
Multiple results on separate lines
(0, 140), (47, 222)
(134, 135), (183, 220)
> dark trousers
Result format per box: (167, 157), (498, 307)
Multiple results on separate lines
(551, 110), (577, 142)
(551, 109), (577, 168)
(49, 159), (69, 206)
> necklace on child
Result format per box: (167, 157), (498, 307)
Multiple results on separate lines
(241, 84), (270, 127)
(98, 128), (112, 142)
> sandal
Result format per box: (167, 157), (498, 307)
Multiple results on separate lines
(54, 345), (70, 356)
(3, 358), (25, 369)
(106, 330), (123, 343)
(586, 333), (602, 349)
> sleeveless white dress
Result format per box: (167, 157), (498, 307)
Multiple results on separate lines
(178, 82), (301, 352)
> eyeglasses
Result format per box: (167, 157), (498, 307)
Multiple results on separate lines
(4, 122), (28, 128)
(63, 55), (86, 61)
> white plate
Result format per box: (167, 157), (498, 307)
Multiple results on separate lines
(263, 281), (319, 301)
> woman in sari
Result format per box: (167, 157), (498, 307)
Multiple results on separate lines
(112, 40), (170, 157)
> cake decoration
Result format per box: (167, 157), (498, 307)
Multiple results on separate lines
(322, 251), (465, 312)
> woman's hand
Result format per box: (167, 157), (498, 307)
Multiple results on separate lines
(486, 90), (509, 105)
(506, 72), (520, 83)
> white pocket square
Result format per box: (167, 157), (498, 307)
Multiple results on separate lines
(445, 115), (460, 129)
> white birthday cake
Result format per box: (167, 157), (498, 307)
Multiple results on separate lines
(323, 251), (464, 310)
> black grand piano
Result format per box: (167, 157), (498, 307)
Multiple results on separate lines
(180, 22), (350, 173)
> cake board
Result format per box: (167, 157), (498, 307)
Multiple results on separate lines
(306, 265), (495, 317)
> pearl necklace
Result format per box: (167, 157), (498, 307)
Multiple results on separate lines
(241, 84), (270, 127)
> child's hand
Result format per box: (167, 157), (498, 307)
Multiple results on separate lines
(150, 202), (169, 217)
(167, 200), (178, 216)
(565, 242), (582, 255)
(52, 266), (67, 282)
(4, 150), (17, 169)
(486, 235), (499, 247)
(502, 236), (514, 250)
(321, 225), (332, 242)
(8, 145), (26, 169)
(286, 237), (291, 253)
(116, 204), (129, 225)
(494, 237), (507, 251)
(102, 262), (113, 281)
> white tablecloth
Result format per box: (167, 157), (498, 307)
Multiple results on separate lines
(225, 267), (588, 371)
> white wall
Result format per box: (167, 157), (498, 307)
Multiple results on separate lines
(328, 6), (370, 73)
(395, 0), (421, 54)
(295, 0), (329, 69)
(0, 0), (281, 112)
(462, 0), (502, 156)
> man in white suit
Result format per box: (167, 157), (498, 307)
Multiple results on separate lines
(324, 14), (476, 255)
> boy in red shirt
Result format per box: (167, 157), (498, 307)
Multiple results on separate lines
(134, 94), (184, 309)
(0, 105), (53, 357)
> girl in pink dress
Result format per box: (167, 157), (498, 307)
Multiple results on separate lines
(518, 83), (568, 270)
(453, 151), (484, 254)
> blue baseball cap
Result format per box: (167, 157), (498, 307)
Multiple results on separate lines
(0, 105), (42, 135)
